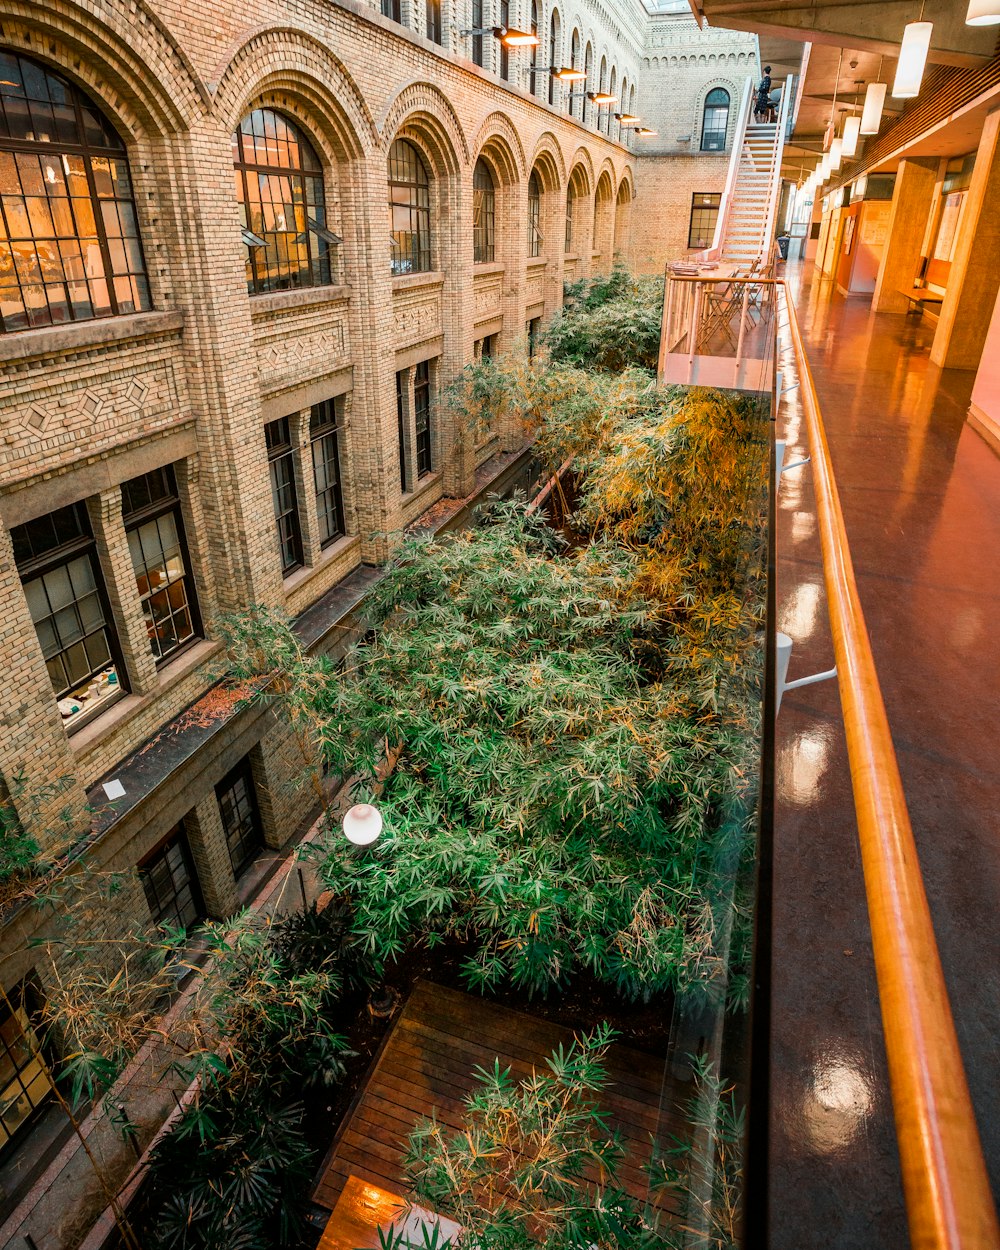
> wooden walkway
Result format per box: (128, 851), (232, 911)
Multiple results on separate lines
(312, 979), (688, 1217)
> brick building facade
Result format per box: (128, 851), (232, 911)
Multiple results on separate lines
(0, 0), (755, 1231)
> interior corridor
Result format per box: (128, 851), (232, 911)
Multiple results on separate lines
(770, 265), (1000, 1247)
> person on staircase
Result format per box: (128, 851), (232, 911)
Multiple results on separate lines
(754, 66), (772, 122)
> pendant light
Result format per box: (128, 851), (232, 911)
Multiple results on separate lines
(894, 7), (932, 99)
(860, 81), (887, 134)
(966, 0), (1000, 25)
(829, 137), (844, 171)
(842, 114), (861, 158)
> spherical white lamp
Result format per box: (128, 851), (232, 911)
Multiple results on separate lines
(342, 803), (383, 846)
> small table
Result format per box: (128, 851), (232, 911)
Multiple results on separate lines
(318, 1176), (460, 1250)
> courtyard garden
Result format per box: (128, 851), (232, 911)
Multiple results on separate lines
(33, 270), (770, 1249)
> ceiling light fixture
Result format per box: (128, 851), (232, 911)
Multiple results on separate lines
(842, 113), (862, 158)
(894, 8), (932, 98)
(860, 80), (887, 134)
(966, 0), (1000, 25)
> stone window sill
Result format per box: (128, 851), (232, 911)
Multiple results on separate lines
(69, 638), (223, 757)
(0, 309), (184, 364)
(392, 271), (444, 294)
(249, 285), (352, 317)
(281, 533), (362, 596)
(473, 262), (505, 278)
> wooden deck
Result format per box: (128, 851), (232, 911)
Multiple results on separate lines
(312, 979), (689, 1217)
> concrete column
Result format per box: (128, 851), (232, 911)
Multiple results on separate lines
(872, 157), (939, 313)
(932, 107), (1000, 370)
(87, 488), (159, 696)
(184, 793), (239, 919)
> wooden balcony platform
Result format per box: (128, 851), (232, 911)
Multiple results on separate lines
(311, 979), (688, 1219)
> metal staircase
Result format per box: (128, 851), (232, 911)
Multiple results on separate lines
(723, 119), (783, 264)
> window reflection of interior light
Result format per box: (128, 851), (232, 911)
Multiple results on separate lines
(44, 165), (56, 184)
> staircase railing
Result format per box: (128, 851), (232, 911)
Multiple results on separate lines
(759, 83), (791, 260)
(698, 75), (753, 262)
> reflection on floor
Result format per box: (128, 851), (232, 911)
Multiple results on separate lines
(771, 267), (1000, 1248)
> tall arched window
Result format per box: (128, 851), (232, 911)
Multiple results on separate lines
(473, 159), (495, 263)
(234, 108), (332, 295)
(565, 180), (578, 252)
(583, 44), (593, 124)
(527, 171), (541, 257)
(389, 138), (431, 274)
(701, 88), (731, 151)
(598, 56), (608, 132)
(0, 50), (151, 333)
(548, 12), (560, 105)
(570, 31), (581, 116)
(608, 68), (617, 134)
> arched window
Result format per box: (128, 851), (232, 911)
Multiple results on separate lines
(473, 159), (495, 263)
(0, 50), (151, 333)
(598, 56), (607, 132)
(565, 178), (579, 252)
(548, 12), (560, 105)
(570, 31), (581, 117)
(389, 138), (431, 274)
(608, 68), (617, 134)
(583, 44), (593, 124)
(527, 171), (541, 257)
(234, 108), (332, 295)
(701, 87), (731, 151)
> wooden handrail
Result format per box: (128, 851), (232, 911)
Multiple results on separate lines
(783, 286), (1000, 1250)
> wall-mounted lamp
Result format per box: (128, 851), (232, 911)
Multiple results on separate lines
(613, 113), (641, 126)
(524, 65), (587, 81)
(461, 25), (539, 47)
(633, 126), (658, 136)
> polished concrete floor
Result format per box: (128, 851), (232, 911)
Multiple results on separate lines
(770, 267), (1000, 1247)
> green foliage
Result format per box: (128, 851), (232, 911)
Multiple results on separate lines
(137, 901), (368, 1250)
(649, 1054), (745, 1249)
(0, 772), (75, 887)
(546, 268), (665, 373)
(397, 1024), (671, 1249)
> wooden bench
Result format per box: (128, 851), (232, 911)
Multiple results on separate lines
(899, 287), (944, 315)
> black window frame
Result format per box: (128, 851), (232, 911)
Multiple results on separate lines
(426, 0), (442, 43)
(216, 761), (264, 878)
(310, 398), (346, 548)
(548, 16), (559, 104)
(701, 88), (730, 152)
(0, 977), (54, 1155)
(233, 107), (333, 296)
(382, 0), (403, 20)
(527, 170), (542, 257)
(12, 501), (127, 728)
(0, 49), (152, 334)
(265, 416), (304, 576)
(414, 359), (433, 479)
(499, 0), (510, 80)
(527, 316), (541, 358)
(121, 464), (201, 666)
(472, 0), (485, 67)
(389, 138), (432, 275)
(688, 191), (722, 249)
(396, 369), (412, 494)
(139, 826), (204, 933)
(473, 158), (496, 263)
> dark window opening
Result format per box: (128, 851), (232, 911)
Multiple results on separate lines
(216, 763), (263, 877)
(527, 171), (542, 257)
(121, 464), (200, 664)
(472, 0), (485, 67)
(139, 827), (203, 932)
(397, 369), (411, 494)
(265, 417), (303, 575)
(701, 88), (730, 152)
(414, 360), (433, 479)
(0, 979), (54, 1153)
(310, 398), (346, 547)
(473, 159), (495, 263)
(382, 0), (403, 20)
(527, 317), (541, 357)
(426, 0), (442, 43)
(389, 138), (431, 275)
(12, 501), (126, 727)
(688, 192), (721, 249)
(499, 0), (510, 80)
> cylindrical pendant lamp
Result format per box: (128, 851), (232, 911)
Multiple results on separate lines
(842, 114), (862, 158)
(860, 81), (887, 133)
(967, 0), (1000, 24)
(893, 22), (932, 98)
(829, 137), (844, 171)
